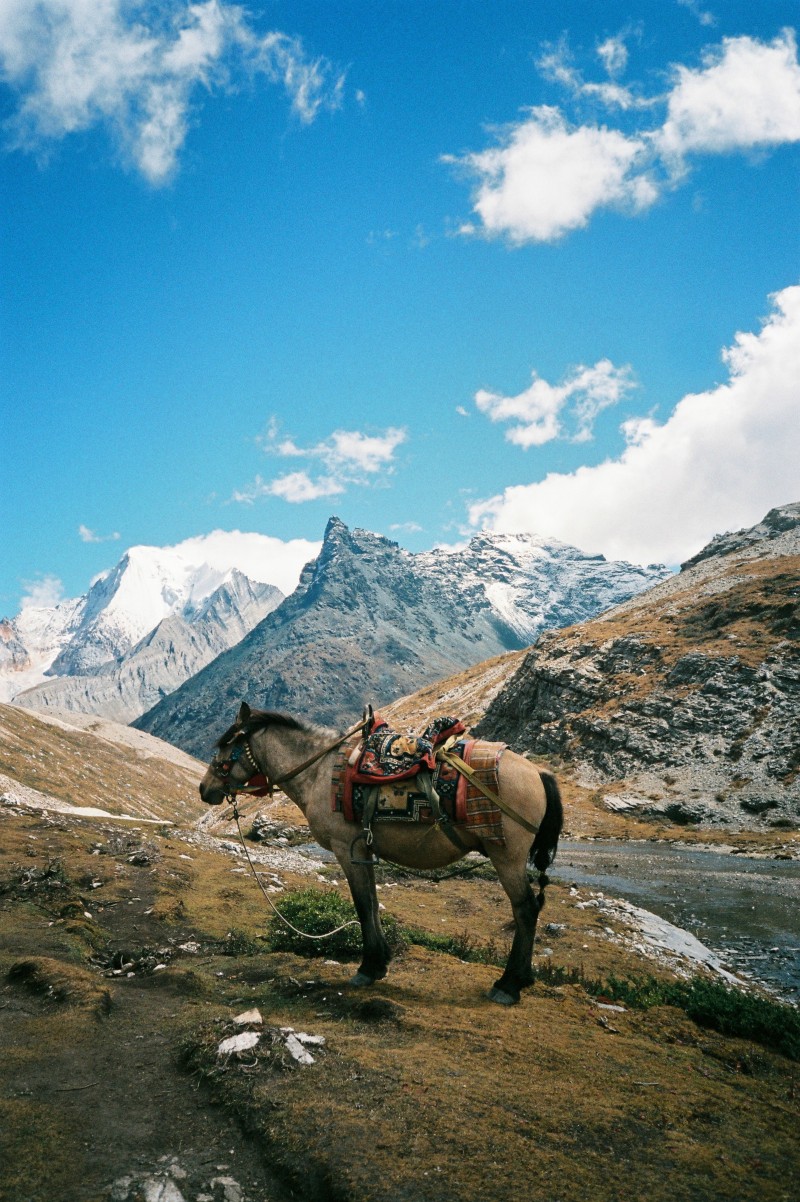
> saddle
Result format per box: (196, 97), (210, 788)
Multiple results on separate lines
(331, 713), (507, 858)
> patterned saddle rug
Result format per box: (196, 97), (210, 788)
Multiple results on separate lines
(331, 734), (507, 845)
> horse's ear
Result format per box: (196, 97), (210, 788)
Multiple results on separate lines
(237, 701), (251, 725)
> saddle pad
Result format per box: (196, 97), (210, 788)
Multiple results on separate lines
(331, 738), (506, 845)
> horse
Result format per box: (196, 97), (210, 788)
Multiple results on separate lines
(199, 702), (563, 1006)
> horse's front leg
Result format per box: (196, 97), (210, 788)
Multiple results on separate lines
(339, 857), (392, 986)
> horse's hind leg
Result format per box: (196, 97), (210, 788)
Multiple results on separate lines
(339, 856), (392, 986)
(487, 853), (542, 1006)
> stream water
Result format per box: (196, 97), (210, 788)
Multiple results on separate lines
(555, 839), (800, 1002)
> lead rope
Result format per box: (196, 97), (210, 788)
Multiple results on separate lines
(231, 799), (360, 941)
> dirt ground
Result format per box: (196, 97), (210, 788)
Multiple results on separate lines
(1, 798), (798, 1202)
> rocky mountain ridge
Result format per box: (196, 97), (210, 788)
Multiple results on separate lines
(135, 517), (668, 757)
(476, 503), (800, 828)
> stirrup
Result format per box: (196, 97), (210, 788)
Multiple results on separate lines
(350, 830), (380, 866)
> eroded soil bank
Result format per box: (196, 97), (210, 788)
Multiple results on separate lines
(2, 799), (799, 1202)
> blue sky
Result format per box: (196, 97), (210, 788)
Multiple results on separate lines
(2, 0), (799, 612)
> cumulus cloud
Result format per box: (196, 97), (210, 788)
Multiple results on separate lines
(448, 31), (800, 243)
(446, 106), (656, 243)
(0, 0), (346, 184)
(234, 423), (407, 505)
(475, 359), (636, 447)
(20, 574), (65, 610)
(469, 285), (800, 565)
(168, 528), (319, 595)
(657, 32), (800, 168)
(78, 524), (121, 543)
(233, 471), (345, 505)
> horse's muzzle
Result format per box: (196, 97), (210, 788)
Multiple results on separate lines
(198, 778), (226, 806)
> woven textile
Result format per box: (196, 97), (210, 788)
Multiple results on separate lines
(330, 736), (506, 845)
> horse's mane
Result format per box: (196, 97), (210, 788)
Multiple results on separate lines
(215, 709), (309, 748)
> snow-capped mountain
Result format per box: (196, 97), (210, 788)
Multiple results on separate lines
(1, 531), (316, 714)
(13, 570), (284, 724)
(135, 517), (670, 757)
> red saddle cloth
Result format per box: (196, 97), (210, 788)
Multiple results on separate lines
(330, 736), (507, 845)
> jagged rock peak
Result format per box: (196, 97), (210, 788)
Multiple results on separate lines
(681, 502), (800, 570)
(321, 516), (400, 555)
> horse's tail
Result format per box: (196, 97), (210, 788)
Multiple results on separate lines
(530, 770), (563, 910)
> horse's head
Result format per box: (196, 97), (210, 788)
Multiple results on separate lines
(199, 701), (270, 806)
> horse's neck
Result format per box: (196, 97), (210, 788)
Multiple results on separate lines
(252, 725), (335, 811)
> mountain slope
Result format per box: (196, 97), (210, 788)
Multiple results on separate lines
(135, 517), (668, 757)
(476, 503), (800, 827)
(13, 570), (283, 724)
(0, 703), (204, 824)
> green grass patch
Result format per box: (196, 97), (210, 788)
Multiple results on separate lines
(262, 888), (406, 960)
(535, 961), (800, 1061)
(404, 926), (502, 965)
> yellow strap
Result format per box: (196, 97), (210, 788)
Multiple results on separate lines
(436, 749), (538, 836)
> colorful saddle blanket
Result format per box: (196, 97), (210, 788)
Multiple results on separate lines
(355, 714), (465, 781)
(331, 736), (507, 845)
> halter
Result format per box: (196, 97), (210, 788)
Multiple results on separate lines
(210, 715), (371, 803)
(210, 737), (271, 799)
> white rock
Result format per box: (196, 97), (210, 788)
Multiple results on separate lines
(210, 1176), (244, 1202)
(283, 1033), (315, 1065)
(217, 1031), (260, 1056)
(232, 1008), (263, 1026)
(142, 1178), (186, 1202)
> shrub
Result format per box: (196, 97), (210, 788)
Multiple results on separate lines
(263, 888), (406, 960)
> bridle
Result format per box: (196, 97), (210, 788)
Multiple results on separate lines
(210, 736), (270, 800)
(210, 715), (371, 804)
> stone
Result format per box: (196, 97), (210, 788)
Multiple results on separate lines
(217, 1031), (260, 1056)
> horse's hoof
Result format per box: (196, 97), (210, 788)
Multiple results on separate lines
(349, 971), (375, 987)
(488, 986), (519, 1006)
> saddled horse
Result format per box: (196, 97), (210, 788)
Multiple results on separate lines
(199, 703), (563, 1005)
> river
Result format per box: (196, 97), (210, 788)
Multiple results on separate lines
(555, 839), (800, 1002)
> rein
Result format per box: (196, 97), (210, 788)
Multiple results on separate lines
(213, 716), (370, 943)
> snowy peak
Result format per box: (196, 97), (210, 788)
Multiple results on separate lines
(1, 531), (299, 702)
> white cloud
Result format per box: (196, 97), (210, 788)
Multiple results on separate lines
(233, 471), (345, 505)
(20, 574), (65, 610)
(449, 32), (800, 244)
(0, 0), (345, 184)
(78, 524), (121, 543)
(475, 359), (636, 447)
(389, 521), (423, 534)
(469, 285), (800, 565)
(536, 39), (638, 109)
(447, 106), (655, 243)
(658, 32), (800, 167)
(597, 36), (629, 78)
(677, 0), (716, 28)
(168, 528), (319, 595)
(234, 423), (407, 505)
